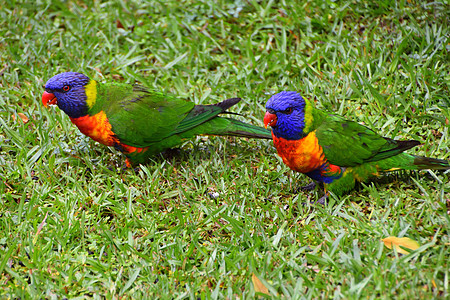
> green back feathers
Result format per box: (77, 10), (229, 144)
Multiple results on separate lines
(97, 82), (195, 146)
(88, 80), (270, 149)
(311, 112), (422, 167)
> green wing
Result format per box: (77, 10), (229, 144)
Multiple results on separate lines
(315, 114), (420, 167)
(98, 83), (227, 147)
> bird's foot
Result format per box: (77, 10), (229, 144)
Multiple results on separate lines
(125, 158), (133, 168)
(315, 195), (328, 205)
(301, 195), (328, 206)
(161, 148), (182, 159)
(120, 159), (140, 173)
(299, 182), (317, 192)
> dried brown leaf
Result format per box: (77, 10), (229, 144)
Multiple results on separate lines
(18, 113), (29, 123)
(32, 212), (48, 245)
(252, 273), (269, 295)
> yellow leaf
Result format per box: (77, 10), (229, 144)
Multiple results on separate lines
(431, 279), (437, 289)
(382, 236), (420, 254)
(252, 273), (269, 295)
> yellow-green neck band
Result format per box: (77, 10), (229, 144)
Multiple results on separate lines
(85, 79), (97, 109)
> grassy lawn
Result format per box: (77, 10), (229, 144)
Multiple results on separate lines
(1, 0), (449, 298)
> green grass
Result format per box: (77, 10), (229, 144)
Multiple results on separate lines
(1, 0), (449, 298)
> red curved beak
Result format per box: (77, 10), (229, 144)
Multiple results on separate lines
(42, 91), (57, 107)
(264, 111), (277, 128)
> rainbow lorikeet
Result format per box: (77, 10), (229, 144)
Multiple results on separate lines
(42, 72), (272, 166)
(264, 91), (449, 203)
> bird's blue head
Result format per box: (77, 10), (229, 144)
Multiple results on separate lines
(42, 72), (91, 118)
(264, 91), (309, 140)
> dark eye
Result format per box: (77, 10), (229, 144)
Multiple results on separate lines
(284, 107), (293, 114)
(63, 85), (70, 92)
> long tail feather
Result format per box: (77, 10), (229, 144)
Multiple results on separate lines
(199, 98), (272, 139)
(214, 97), (241, 111)
(217, 117), (273, 139)
(413, 155), (450, 170)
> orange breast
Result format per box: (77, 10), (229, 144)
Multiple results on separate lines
(272, 131), (326, 174)
(70, 112), (148, 156)
(70, 111), (118, 147)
